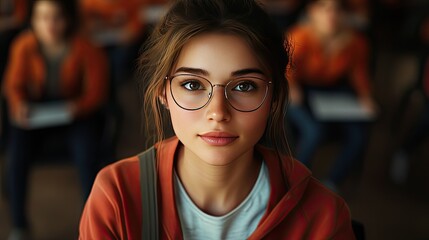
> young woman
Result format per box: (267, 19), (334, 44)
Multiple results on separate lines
(80, 0), (356, 239)
(3, 0), (107, 238)
(286, 0), (376, 191)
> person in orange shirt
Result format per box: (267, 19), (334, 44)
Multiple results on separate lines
(286, 0), (377, 191)
(79, 0), (168, 43)
(79, 0), (168, 88)
(79, 0), (143, 45)
(79, 0), (356, 239)
(2, 0), (108, 238)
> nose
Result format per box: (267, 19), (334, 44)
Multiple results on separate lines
(206, 86), (231, 122)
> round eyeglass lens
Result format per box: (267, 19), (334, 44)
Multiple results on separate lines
(225, 77), (269, 112)
(170, 74), (212, 110)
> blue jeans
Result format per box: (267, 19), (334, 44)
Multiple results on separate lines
(7, 118), (98, 229)
(287, 104), (367, 184)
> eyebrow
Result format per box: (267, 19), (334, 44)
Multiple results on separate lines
(174, 67), (209, 76)
(231, 68), (265, 77)
(173, 67), (266, 77)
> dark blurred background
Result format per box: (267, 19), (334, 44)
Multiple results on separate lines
(0, 0), (429, 239)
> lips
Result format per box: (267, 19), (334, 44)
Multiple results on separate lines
(198, 132), (238, 146)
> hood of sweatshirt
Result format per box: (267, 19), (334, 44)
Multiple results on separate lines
(156, 137), (313, 240)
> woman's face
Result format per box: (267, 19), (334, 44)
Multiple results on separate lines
(32, 1), (67, 45)
(309, 0), (343, 36)
(165, 33), (272, 166)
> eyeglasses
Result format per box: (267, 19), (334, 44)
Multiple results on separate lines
(168, 74), (272, 112)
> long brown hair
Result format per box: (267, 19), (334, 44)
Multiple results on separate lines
(138, 0), (291, 159)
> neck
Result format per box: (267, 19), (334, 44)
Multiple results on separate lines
(176, 144), (262, 216)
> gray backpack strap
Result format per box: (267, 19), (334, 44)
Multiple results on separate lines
(138, 146), (159, 240)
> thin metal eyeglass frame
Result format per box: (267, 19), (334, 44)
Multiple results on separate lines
(167, 74), (272, 112)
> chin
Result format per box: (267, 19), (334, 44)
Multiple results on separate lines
(193, 144), (251, 167)
(199, 154), (237, 167)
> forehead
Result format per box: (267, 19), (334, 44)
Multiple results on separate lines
(33, 1), (62, 15)
(173, 33), (265, 77)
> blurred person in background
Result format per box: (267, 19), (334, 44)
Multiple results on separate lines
(2, 0), (108, 239)
(78, 0), (168, 156)
(79, 0), (168, 87)
(390, 15), (429, 185)
(0, 0), (28, 148)
(286, 0), (376, 192)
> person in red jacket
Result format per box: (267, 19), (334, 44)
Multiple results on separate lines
(285, 0), (376, 192)
(78, 0), (169, 89)
(3, 0), (108, 239)
(79, 0), (356, 239)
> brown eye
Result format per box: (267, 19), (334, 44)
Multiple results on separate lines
(181, 80), (204, 91)
(232, 81), (256, 92)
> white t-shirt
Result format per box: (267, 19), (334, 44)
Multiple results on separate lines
(174, 162), (270, 240)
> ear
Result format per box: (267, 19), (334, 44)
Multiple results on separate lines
(158, 89), (169, 109)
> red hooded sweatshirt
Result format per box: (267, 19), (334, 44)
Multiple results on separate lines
(79, 137), (355, 239)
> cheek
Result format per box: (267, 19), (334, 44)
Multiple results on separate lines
(36, 21), (52, 36)
(236, 98), (271, 135)
(166, 90), (200, 135)
(33, 21), (44, 33)
(169, 108), (193, 128)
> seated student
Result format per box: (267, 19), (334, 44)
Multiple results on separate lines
(79, 0), (145, 43)
(78, 0), (168, 87)
(3, 0), (108, 238)
(79, 0), (356, 239)
(286, 0), (376, 191)
(79, 0), (169, 42)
